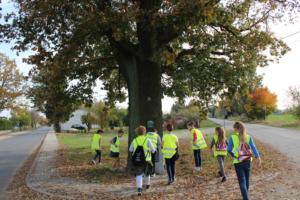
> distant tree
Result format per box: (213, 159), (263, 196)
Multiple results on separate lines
(169, 100), (207, 129)
(90, 101), (111, 129)
(109, 107), (128, 129)
(10, 106), (31, 130)
(287, 86), (300, 118)
(244, 87), (277, 120)
(0, 53), (24, 112)
(29, 109), (47, 128)
(28, 62), (81, 132)
(81, 112), (96, 132)
(219, 74), (263, 117)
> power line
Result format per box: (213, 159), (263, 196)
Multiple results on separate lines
(288, 39), (300, 45)
(282, 30), (300, 39)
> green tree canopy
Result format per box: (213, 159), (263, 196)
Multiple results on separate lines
(1, 0), (298, 144)
(27, 61), (81, 132)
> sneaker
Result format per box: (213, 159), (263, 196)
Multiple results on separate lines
(221, 176), (227, 182)
(137, 188), (142, 196)
(194, 167), (201, 171)
(92, 160), (96, 165)
(145, 185), (150, 189)
(151, 173), (156, 177)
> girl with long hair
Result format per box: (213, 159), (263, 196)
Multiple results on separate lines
(210, 127), (228, 182)
(228, 121), (262, 200)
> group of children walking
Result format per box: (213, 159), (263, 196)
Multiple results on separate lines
(90, 121), (261, 200)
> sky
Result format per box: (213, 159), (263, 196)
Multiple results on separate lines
(0, 1), (300, 116)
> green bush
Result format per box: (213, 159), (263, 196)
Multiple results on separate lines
(0, 118), (13, 130)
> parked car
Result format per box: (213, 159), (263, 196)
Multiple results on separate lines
(71, 124), (86, 131)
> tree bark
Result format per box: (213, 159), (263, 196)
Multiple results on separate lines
(117, 53), (163, 172)
(54, 122), (61, 133)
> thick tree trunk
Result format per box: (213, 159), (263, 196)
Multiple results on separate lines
(118, 54), (163, 172)
(54, 122), (61, 133)
(137, 59), (163, 136)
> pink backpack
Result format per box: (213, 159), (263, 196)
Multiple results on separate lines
(238, 142), (252, 162)
(216, 140), (227, 151)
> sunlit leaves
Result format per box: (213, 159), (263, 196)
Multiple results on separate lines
(0, 53), (25, 111)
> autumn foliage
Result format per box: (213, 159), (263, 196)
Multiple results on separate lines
(244, 87), (277, 120)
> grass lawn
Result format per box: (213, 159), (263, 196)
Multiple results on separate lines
(200, 119), (219, 128)
(230, 114), (300, 131)
(256, 114), (300, 130)
(56, 129), (277, 185)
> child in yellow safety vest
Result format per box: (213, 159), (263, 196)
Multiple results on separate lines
(210, 127), (228, 182)
(162, 123), (179, 185)
(228, 122), (261, 200)
(110, 129), (124, 170)
(91, 129), (103, 165)
(129, 126), (156, 196)
(146, 120), (161, 176)
(187, 121), (207, 171)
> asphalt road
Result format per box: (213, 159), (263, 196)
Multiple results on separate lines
(0, 127), (50, 193)
(210, 118), (300, 168)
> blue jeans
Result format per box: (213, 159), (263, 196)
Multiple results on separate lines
(234, 160), (251, 200)
(193, 149), (201, 167)
(165, 157), (176, 182)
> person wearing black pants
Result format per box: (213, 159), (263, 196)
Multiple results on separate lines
(162, 124), (179, 184)
(165, 156), (176, 183)
(93, 150), (101, 163)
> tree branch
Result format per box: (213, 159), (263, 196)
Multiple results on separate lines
(240, 9), (272, 32)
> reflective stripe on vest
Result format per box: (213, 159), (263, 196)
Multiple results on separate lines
(146, 133), (158, 149)
(191, 129), (207, 150)
(162, 134), (177, 159)
(91, 134), (101, 150)
(110, 136), (120, 153)
(213, 135), (228, 157)
(231, 133), (252, 164)
(133, 135), (151, 162)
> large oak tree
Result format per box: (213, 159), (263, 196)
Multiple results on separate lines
(1, 0), (298, 150)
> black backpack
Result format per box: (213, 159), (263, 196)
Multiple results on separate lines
(132, 138), (147, 166)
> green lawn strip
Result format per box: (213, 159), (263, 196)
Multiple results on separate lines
(200, 119), (219, 128)
(261, 114), (300, 129)
(56, 130), (275, 184)
(229, 114), (300, 131)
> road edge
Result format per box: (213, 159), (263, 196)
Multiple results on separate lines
(2, 129), (48, 194)
(25, 131), (74, 200)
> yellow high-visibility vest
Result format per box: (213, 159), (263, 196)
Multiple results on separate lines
(133, 135), (151, 162)
(91, 133), (101, 150)
(110, 136), (120, 153)
(162, 133), (178, 159)
(146, 132), (159, 149)
(191, 128), (207, 150)
(231, 133), (252, 164)
(213, 134), (228, 157)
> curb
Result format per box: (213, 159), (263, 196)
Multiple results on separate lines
(25, 131), (74, 200)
